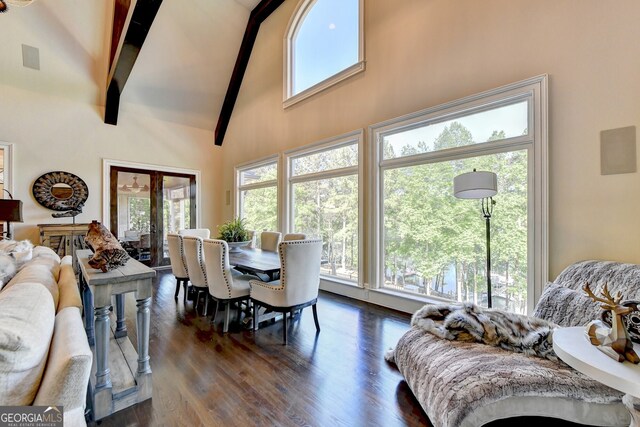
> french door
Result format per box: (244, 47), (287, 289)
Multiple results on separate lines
(110, 166), (196, 267)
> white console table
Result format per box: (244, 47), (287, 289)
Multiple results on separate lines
(77, 249), (155, 421)
(554, 326), (640, 427)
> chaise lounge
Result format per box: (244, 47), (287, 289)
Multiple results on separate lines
(386, 260), (640, 427)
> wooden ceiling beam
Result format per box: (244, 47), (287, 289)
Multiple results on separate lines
(214, 0), (285, 146)
(105, 0), (163, 125)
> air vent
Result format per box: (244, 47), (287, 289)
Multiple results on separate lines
(22, 44), (40, 70)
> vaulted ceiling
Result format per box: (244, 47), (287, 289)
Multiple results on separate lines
(0, 0), (261, 130)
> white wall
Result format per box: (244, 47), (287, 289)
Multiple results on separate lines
(220, 0), (640, 280)
(0, 85), (223, 244)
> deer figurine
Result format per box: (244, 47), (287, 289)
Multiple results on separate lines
(583, 282), (639, 364)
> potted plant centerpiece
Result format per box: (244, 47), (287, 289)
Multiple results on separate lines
(217, 217), (251, 252)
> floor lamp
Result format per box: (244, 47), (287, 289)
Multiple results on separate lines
(453, 169), (498, 308)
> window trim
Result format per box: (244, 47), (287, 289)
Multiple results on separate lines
(369, 75), (548, 314)
(234, 154), (280, 230)
(284, 129), (364, 285)
(283, 0), (365, 108)
(0, 142), (14, 198)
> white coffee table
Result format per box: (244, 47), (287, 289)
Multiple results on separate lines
(554, 327), (640, 427)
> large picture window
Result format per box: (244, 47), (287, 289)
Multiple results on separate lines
(371, 77), (548, 314)
(236, 158), (279, 240)
(284, 0), (364, 107)
(285, 131), (363, 283)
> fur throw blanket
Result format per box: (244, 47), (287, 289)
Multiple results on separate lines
(0, 239), (34, 287)
(410, 303), (559, 361)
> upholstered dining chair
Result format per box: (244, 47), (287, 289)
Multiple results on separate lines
(179, 228), (211, 239)
(260, 231), (281, 252)
(203, 239), (253, 333)
(182, 236), (210, 315)
(249, 239), (323, 345)
(283, 233), (306, 241)
(167, 233), (189, 301)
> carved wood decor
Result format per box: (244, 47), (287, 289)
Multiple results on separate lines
(85, 220), (130, 272)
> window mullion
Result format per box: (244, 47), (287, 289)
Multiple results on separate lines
(289, 166), (358, 184)
(238, 180), (277, 192)
(380, 138), (534, 171)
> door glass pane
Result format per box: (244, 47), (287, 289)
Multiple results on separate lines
(382, 150), (528, 313)
(162, 176), (191, 259)
(292, 174), (359, 282)
(382, 101), (528, 160)
(117, 172), (151, 261)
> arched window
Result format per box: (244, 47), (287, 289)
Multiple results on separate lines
(284, 0), (364, 107)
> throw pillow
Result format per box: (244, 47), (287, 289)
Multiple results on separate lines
(533, 282), (602, 327)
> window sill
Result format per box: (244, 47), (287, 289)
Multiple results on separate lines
(283, 61), (365, 109)
(320, 275), (359, 287)
(318, 280), (440, 314)
(370, 288), (451, 306)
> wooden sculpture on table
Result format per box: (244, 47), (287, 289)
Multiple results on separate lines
(85, 221), (130, 272)
(583, 282), (639, 364)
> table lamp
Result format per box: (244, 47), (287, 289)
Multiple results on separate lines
(0, 190), (23, 239)
(453, 169), (498, 307)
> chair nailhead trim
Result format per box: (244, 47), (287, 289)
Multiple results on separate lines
(204, 240), (233, 298)
(249, 239), (322, 296)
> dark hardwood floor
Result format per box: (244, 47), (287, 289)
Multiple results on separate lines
(95, 270), (430, 427)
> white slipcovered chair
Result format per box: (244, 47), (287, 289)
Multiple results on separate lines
(283, 233), (306, 241)
(179, 228), (211, 239)
(203, 239), (253, 333)
(167, 233), (189, 301)
(249, 239), (322, 345)
(124, 230), (140, 240)
(182, 236), (209, 315)
(260, 231), (281, 252)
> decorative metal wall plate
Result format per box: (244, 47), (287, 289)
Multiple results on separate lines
(32, 171), (89, 212)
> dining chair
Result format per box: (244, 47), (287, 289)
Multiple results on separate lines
(179, 228), (211, 239)
(249, 239), (323, 345)
(260, 231), (281, 252)
(182, 236), (210, 315)
(167, 233), (189, 301)
(203, 239), (253, 333)
(283, 233), (306, 241)
(139, 233), (151, 261)
(124, 230), (141, 240)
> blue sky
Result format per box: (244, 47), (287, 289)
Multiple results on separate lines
(293, 0), (359, 94)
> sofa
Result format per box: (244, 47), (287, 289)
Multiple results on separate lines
(387, 260), (640, 427)
(0, 245), (92, 427)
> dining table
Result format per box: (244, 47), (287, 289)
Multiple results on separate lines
(228, 247), (281, 281)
